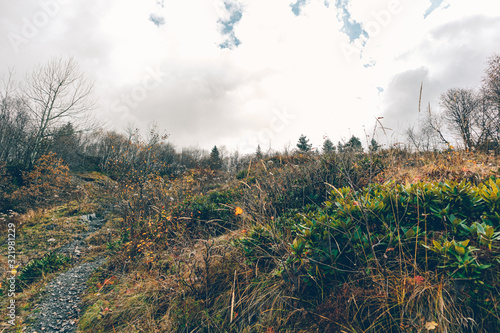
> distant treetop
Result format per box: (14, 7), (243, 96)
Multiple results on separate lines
(297, 134), (312, 153)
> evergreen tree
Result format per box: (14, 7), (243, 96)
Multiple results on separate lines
(339, 135), (363, 152)
(369, 138), (380, 152)
(209, 145), (222, 170)
(51, 122), (82, 169)
(296, 134), (312, 152)
(322, 138), (335, 154)
(255, 145), (263, 159)
(337, 141), (344, 152)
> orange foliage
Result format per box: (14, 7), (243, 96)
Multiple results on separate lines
(10, 153), (75, 210)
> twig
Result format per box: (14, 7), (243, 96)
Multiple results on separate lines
(230, 269), (237, 323)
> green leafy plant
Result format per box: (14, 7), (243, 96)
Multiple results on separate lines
(17, 252), (71, 288)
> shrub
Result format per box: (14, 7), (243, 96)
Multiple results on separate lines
(234, 178), (500, 331)
(17, 252), (71, 289)
(0, 163), (15, 211)
(9, 153), (75, 211)
(235, 169), (248, 180)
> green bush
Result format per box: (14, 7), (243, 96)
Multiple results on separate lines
(236, 169), (248, 180)
(294, 179), (498, 282)
(171, 189), (242, 225)
(234, 178), (500, 331)
(17, 252), (71, 289)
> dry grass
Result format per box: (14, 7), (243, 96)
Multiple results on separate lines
(9, 151), (498, 332)
(378, 150), (500, 184)
(79, 228), (249, 332)
(0, 176), (112, 331)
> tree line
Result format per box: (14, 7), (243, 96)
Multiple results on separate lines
(1, 54), (499, 187)
(406, 54), (500, 151)
(0, 58), (95, 179)
(0, 58), (244, 185)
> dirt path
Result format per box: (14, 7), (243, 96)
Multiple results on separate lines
(25, 214), (107, 333)
(25, 259), (105, 333)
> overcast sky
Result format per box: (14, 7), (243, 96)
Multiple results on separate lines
(1, 0), (499, 153)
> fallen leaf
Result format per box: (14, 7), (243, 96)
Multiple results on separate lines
(425, 321), (438, 330)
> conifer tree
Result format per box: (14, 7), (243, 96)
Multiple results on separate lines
(209, 145), (222, 170)
(369, 138), (380, 152)
(255, 145), (263, 159)
(322, 138), (335, 154)
(338, 135), (363, 152)
(296, 134), (312, 152)
(51, 122), (82, 170)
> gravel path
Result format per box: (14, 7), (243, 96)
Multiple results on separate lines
(25, 259), (106, 333)
(25, 214), (107, 333)
(57, 214), (104, 260)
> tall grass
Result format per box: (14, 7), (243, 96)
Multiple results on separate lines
(79, 148), (500, 332)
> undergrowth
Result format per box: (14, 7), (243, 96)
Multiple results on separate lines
(73, 149), (500, 332)
(5, 149), (498, 332)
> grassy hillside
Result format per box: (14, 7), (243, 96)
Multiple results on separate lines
(1, 148), (500, 332)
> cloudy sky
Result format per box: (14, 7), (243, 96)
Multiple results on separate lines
(1, 0), (499, 153)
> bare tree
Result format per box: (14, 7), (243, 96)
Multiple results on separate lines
(88, 130), (128, 171)
(424, 103), (451, 147)
(471, 94), (498, 148)
(439, 88), (479, 150)
(22, 57), (95, 167)
(0, 70), (31, 165)
(481, 53), (500, 145)
(406, 116), (450, 152)
(482, 53), (500, 112)
(0, 98), (31, 163)
(180, 147), (208, 169)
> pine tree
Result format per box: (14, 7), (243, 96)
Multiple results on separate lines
(209, 145), (222, 170)
(296, 134), (312, 152)
(369, 138), (380, 152)
(339, 135), (363, 152)
(255, 145), (263, 159)
(322, 138), (335, 154)
(51, 122), (82, 169)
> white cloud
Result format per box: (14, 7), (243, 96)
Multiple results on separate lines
(1, 0), (499, 153)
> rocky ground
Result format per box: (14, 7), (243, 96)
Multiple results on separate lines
(24, 214), (107, 333)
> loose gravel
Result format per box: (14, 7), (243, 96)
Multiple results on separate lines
(25, 259), (106, 333)
(25, 214), (107, 333)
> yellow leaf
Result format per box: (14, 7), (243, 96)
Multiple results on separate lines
(11, 269), (17, 275)
(235, 207), (243, 216)
(486, 226), (494, 238)
(405, 229), (416, 239)
(432, 240), (442, 250)
(425, 321), (438, 330)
